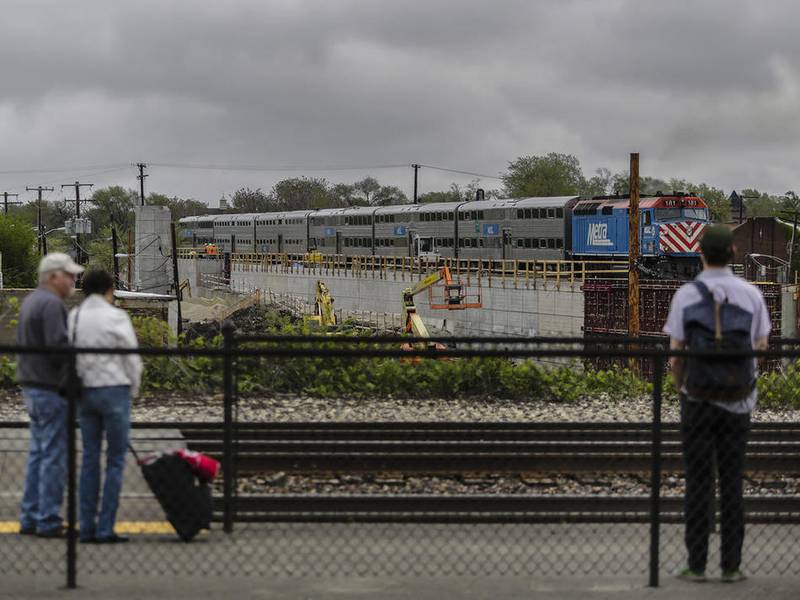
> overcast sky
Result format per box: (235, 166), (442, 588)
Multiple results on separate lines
(1, 0), (798, 207)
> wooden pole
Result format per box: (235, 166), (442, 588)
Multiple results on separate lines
(628, 152), (641, 343)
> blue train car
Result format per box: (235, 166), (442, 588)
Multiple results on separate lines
(571, 194), (710, 277)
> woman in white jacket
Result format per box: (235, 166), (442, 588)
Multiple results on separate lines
(68, 269), (142, 544)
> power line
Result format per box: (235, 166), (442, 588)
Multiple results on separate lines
(0, 163), (128, 175)
(415, 164), (503, 180)
(148, 161), (410, 173)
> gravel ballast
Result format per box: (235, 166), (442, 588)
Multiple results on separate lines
(2, 390), (800, 423)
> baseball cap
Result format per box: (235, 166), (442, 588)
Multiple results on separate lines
(37, 253), (85, 276)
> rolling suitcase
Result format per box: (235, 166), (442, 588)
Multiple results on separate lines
(131, 448), (213, 542)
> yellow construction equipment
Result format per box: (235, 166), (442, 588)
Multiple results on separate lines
(178, 278), (192, 299)
(304, 280), (337, 328)
(401, 266), (481, 353)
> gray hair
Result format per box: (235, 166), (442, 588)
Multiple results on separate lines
(38, 270), (57, 285)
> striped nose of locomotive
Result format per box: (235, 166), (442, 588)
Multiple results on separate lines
(658, 221), (706, 254)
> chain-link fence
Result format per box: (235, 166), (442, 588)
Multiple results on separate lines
(1, 335), (799, 590)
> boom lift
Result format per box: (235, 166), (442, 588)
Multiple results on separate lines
(304, 280), (337, 328)
(401, 266), (481, 351)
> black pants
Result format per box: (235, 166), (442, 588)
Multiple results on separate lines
(680, 397), (750, 572)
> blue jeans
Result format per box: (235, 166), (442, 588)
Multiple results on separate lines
(20, 387), (67, 533)
(79, 385), (131, 540)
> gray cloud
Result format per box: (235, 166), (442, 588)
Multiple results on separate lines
(1, 0), (799, 206)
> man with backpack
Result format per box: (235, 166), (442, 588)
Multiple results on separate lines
(663, 225), (771, 583)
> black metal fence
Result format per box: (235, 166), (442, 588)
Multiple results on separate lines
(1, 332), (800, 590)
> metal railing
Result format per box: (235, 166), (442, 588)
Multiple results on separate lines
(2, 335), (800, 589)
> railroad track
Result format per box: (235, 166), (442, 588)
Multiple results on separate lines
(180, 421), (800, 474)
(211, 494), (800, 524)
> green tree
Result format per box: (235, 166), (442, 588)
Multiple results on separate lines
(503, 153), (584, 197)
(351, 177), (408, 206)
(271, 177), (338, 210)
(87, 186), (137, 237)
(580, 168), (613, 197)
(781, 191), (800, 212)
(84, 226), (115, 273)
(0, 214), (37, 287)
(226, 187), (273, 213)
(418, 189), (461, 203)
(419, 179), (500, 203)
(147, 194), (208, 220)
(739, 188), (778, 218)
(687, 183), (729, 223)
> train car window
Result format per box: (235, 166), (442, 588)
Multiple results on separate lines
(643, 211), (652, 225)
(556, 238), (564, 249)
(655, 208), (680, 220)
(556, 208), (564, 218)
(516, 239), (523, 248)
(517, 209), (523, 219)
(602, 207), (613, 215)
(435, 212), (442, 221)
(478, 210), (485, 220)
(478, 238), (484, 248)
(538, 239), (547, 248)
(547, 208), (556, 218)
(683, 208), (707, 219)
(547, 238), (556, 249)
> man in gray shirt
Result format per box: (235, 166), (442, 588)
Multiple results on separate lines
(17, 253), (83, 537)
(663, 226), (770, 583)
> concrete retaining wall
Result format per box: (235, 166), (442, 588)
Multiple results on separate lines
(227, 264), (583, 337)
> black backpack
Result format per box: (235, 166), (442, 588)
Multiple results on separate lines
(683, 281), (755, 402)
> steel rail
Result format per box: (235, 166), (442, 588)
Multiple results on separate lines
(211, 494), (800, 524)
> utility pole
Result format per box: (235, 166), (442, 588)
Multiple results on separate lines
(779, 209), (800, 282)
(628, 153), (641, 344)
(111, 226), (120, 289)
(61, 181), (94, 264)
(137, 163), (148, 206)
(170, 222), (183, 336)
(27, 186), (55, 255)
(2, 192), (21, 214)
(412, 164), (420, 204)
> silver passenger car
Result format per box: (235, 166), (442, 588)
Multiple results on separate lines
(254, 210), (312, 254)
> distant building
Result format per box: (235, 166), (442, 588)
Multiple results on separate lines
(729, 191), (746, 223)
(731, 216), (798, 282)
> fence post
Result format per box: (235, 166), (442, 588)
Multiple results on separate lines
(222, 320), (235, 534)
(649, 352), (665, 587)
(65, 351), (78, 589)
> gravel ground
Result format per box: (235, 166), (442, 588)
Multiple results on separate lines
(3, 390), (800, 423)
(226, 472), (800, 497)
(4, 389), (799, 498)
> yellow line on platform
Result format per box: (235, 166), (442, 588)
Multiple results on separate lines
(0, 521), (177, 534)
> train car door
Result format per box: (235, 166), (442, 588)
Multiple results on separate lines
(502, 228), (512, 260)
(277, 233), (283, 253)
(231, 234), (236, 254)
(335, 232), (342, 254)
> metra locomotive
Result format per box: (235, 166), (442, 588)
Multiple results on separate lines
(179, 193), (709, 277)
